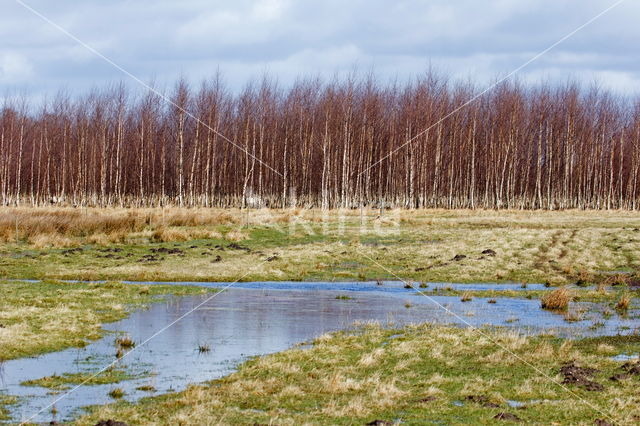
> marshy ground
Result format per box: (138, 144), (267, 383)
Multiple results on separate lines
(0, 207), (639, 424)
(77, 323), (640, 425)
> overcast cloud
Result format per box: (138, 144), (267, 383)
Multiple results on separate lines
(1, 0), (638, 101)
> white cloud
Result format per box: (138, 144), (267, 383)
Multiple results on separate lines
(0, 52), (34, 83)
(0, 0), (639, 97)
(252, 0), (289, 21)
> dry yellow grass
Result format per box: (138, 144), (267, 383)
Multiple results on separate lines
(0, 208), (144, 241)
(604, 273), (629, 286)
(597, 282), (609, 295)
(616, 293), (631, 312)
(152, 226), (223, 242)
(541, 287), (572, 311)
(224, 229), (248, 241)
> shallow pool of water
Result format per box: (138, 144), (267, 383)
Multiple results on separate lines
(1, 282), (637, 423)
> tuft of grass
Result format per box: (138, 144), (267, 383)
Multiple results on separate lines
(335, 295), (352, 300)
(136, 385), (156, 392)
(418, 282), (428, 288)
(541, 287), (571, 311)
(487, 298), (497, 304)
(197, 344), (211, 353)
(604, 273), (629, 287)
(563, 310), (583, 322)
(116, 335), (136, 349)
(597, 282), (609, 295)
(403, 282), (413, 289)
(108, 388), (125, 399)
(616, 294), (631, 312)
(460, 292), (472, 302)
(574, 269), (593, 286)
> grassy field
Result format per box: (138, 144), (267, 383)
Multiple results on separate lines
(1, 207), (639, 285)
(75, 323), (640, 425)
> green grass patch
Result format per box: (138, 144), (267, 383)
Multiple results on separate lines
(21, 367), (151, 391)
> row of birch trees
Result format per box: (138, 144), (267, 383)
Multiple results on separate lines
(1, 72), (640, 209)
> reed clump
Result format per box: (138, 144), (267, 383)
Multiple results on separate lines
(604, 273), (629, 287)
(596, 282), (609, 295)
(197, 344), (211, 353)
(541, 287), (572, 311)
(116, 335), (135, 349)
(108, 388), (125, 399)
(616, 294), (631, 312)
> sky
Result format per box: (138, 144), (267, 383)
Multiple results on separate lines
(1, 0), (639, 102)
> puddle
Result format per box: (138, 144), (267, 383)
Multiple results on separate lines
(507, 400), (529, 408)
(611, 353), (639, 362)
(122, 280), (552, 292)
(1, 283), (638, 423)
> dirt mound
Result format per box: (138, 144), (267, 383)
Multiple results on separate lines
(609, 373), (630, 382)
(94, 420), (128, 426)
(413, 396), (437, 403)
(621, 361), (640, 375)
(466, 395), (501, 408)
(559, 362), (603, 391)
(493, 412), (522, 422)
